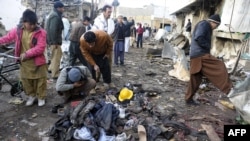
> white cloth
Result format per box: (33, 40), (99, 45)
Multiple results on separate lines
(73, 127), (95, 141)
(92, 13), (114, 35)
(60, 41), (70, 69)
(92, 13), (108, 32)
(85, 24), (93, 31)
(125, 37), (130, 52)
(62, 17), (70, 40)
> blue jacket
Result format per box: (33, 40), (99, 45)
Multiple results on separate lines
(190, 20), (212, 58)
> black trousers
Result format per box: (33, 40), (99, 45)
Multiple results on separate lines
(91, 54), (111, 83)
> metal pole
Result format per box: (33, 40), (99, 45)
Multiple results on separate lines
(35, 0), (38, 13)
(162, 0), (166, 29)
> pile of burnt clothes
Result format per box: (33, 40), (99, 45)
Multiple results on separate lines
(49, 96), (124, 141)
(49, 86), (209, 141)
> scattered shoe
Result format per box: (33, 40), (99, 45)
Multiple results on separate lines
(51, 104), (64, 113)
(113, 64), (119, 67)
(103, 83), (109, 89)
(186, 99), (199, 106)
(95, 84), (105, 93)
(116, 132), (127, 141)
(38, 99), (45, 106)
(138, 125), (147, 141)
(26, 96), (36, 106)
(89, 89), (96, 94)
(82, 100), (96, 113)
(109, 83), (115, 88)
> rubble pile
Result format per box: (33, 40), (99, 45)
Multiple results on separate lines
(48, 84), (209, 141)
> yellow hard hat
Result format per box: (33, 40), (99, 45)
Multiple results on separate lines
(118, 87), (133, 102)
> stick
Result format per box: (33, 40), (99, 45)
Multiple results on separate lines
(229, 41), (246, 75)
(201, 124), (221, 141)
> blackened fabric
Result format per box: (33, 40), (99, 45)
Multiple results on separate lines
(94, 102), (119, 131)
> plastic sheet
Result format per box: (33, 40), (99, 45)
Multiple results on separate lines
(228, 75), (250, 123)
(73, 126), (95, 141)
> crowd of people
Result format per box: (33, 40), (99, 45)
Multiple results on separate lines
(0, 2), (153, 107)
(0, 1), (234, 108)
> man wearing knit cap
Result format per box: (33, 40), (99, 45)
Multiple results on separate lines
(185, 14), (233, 105)
(56, 66), (96, 103)
(45, 1), (65, 82)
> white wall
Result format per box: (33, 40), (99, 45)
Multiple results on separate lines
(0, 0), (26, 31)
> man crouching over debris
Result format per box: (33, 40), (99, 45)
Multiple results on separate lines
(56, 66), (96, 103)
(185, 14), (233, 105)
(79, 30), (114, 89)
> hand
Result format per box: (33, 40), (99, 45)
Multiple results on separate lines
(103, 54), (109, 59)
(73, 81), (84, 88)
(20, 53), (28, 61)
(94, 64), (100, 73)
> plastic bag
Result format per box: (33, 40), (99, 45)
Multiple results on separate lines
(73, 126), (95, 141)
(228, 75), (250, 123)
(98, 128), (115, 141)
(229, 90), (250, 124)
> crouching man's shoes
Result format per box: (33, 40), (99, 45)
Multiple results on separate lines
(186, 99), (200, 106)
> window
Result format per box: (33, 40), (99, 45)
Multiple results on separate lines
(83, 10), (88, 17)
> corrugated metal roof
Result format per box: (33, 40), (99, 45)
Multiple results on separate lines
(170, 0), (201, 15)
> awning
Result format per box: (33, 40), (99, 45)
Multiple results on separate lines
(170, 0), (202, 15)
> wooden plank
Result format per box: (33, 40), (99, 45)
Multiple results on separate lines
(201, 124), (221, 141)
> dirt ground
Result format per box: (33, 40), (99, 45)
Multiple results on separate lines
(0, 41), (238, 141)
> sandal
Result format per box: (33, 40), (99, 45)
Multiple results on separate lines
(138, 125), (147, 141)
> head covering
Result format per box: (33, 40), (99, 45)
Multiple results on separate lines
(22, 9), (37, 25)
(208, 14), (221, 25)
(118, 87), (133, 102)
(68, 68), (82, 83)
(54, 1), (64, 8)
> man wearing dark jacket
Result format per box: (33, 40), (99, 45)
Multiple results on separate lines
(112, 15), (126, 66)
(185, 14), (233, 105)
(185, 19), (192, 41)
(185, 19), (192, 32)
(45, 1), (64, 81)
(123, 17), (134, 53)
(69, 19), (88, 67)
